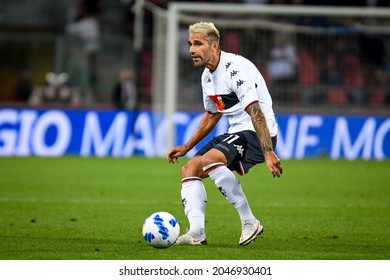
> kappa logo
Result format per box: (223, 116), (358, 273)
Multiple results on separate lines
(225, 62), (232, 70)
(217, 186), (227, 198)
(234, 144), (244, 157)
(236, 79), (245, 88)
(182, 198), (187, 208)
(230, 70), (239, 79)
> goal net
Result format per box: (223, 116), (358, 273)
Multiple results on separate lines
(148, 3), (390, 147)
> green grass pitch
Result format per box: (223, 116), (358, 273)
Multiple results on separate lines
(0, 156), (389, 260)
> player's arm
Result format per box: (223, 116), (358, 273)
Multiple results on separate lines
(166, 111), (222, 163)
(229, 62), (282, 177)
(246, 102), (283, 177)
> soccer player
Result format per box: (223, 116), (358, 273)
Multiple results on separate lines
(166, 22), (283, 246)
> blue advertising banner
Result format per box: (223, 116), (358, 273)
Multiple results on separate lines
(0, 108), (389, 160)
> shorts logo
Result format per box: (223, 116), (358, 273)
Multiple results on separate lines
(234, 144), (244, 157)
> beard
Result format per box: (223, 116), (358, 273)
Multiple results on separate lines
(192, 57), (204, 67)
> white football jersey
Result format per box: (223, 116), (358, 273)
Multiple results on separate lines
(201, 51), (278, 137)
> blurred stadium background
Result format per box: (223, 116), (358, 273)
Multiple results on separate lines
(0, 0), (389, 158)
(1, 0), (389, 111)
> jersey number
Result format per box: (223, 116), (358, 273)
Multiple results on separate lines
(223, 134), (240, 144)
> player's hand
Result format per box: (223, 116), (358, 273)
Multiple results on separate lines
(264, 151), (283, 178)
(166, 146), (187, 164)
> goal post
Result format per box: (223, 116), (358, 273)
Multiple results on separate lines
(153, 3), (390, 151)
(164, 4), (180, 151)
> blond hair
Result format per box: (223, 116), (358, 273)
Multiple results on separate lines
(188, 22), (220, 44)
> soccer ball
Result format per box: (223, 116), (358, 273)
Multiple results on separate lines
(142, 211), (180, 248)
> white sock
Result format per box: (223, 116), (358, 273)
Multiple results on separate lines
(181, 177), (207, 238)
(205, 163), (256, 222)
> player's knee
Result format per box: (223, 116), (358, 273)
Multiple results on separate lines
(180, 164), (189, 178)
(180, 158), (205, 178)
